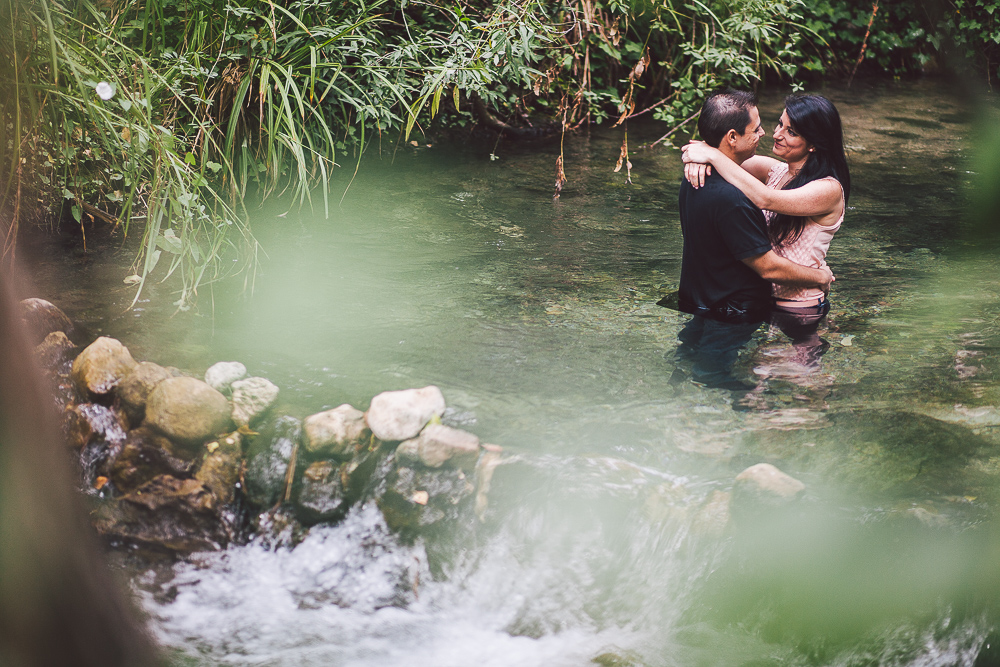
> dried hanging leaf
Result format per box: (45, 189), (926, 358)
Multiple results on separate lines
(613, 136), (633, 184)
(554, 154), (567, 199)
(614, 51), (649, 127)
(632, 51), (650, 80)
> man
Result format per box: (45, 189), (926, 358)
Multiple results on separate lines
(673, 89), (833, 390)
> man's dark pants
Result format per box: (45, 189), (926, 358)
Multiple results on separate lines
(676, 315), (763, 389)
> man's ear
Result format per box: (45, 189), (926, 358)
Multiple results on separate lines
(723, 129), (739, 148)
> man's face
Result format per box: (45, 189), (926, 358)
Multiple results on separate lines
(733, 106), (765, 164)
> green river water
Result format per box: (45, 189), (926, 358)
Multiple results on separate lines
(20, 79), (1000, 666)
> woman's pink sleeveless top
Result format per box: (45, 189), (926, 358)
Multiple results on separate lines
(763, 162), (844, 302)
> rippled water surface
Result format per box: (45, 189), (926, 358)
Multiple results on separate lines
(22, 80), (1000, 666)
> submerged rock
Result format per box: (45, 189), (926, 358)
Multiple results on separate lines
(145, 377), (232, 446)
(741, 410), (992, 500)
(19, 297), (73, 344)
(475, 445), (503, 521)
(303, 404), (369, 459)
(732, 463), (805, 508)
(231, 376), (279, 427)
(693, 490), (732, 537)
(118, 361), (172, 425)
(93, 474), (229, 552)
(71, 336), (137, 400)
(204, 361), (247, 394)
(295, 460), (348, 523)
(366, 386), (446, 441)
(108, 425), (197, 494)
(396, 423), (481, 472)
(244, 415), (301, 508)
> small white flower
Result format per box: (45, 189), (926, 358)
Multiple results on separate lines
(95, 81), (114, 100)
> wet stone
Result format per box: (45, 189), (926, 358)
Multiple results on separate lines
(303, 404), (369, 459)
(377, 465), (475, 535)
(295, 460), (349, 524)
(145, 376), (232, 447)
(396, 423), (480, 471)
(195, 432), (243, 506)
(107, 425), (197, 495)
(231, 376), (279, 427)
(19, 297), (73, 344)
(118, 361), (173, 426)
(64, 402), (127, 452)
(244, 415), (301, 508)
(204, 361), (247, 394)
(365, 386), (446, 441)
(34, 331), (76, 372)
(71, 336), (137, 400)
(92, 474), (229, 553)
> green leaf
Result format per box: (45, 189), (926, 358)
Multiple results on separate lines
(431, 86), (443, 118)
(156, 229), (183, 254)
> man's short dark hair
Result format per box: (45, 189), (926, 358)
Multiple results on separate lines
(697, 89), (758, 148)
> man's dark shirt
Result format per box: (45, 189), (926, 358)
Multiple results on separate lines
(677, 172), (772, 319)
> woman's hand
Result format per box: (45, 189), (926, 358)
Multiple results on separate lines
(681, 141), (716, 189)
(683, 162), (711, 189)
(681, 140), (716, 165)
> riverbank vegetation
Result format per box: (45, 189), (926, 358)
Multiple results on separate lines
(2, 0), (997, 306)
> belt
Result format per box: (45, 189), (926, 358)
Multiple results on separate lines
(677, 297), (770, 324)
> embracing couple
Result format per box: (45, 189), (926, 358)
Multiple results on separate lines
(672, 88), (850, 391)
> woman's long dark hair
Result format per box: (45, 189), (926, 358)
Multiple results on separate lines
(769, 94), (851, 248)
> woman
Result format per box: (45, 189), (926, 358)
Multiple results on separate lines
(681, 94), (850, 369)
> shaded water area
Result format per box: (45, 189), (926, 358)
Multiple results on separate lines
(21, 79), (1000, 665)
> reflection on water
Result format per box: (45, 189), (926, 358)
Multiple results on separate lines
(22, 80), (1000, 665)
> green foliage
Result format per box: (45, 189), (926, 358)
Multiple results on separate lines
(803, 0), (1000, 79)
(3, 0), (996, 307)
(0, 0), (255, 308)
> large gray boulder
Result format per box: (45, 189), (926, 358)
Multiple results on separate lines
(231, 376), (279, 427)
(365, 386), (446, 441)
(303, 404), (369, 458)
(204, 361), (247, 394)
(71, 336), (137, 399)
(145, 377), (232, 446)
(396, 423), (480, 471)
(118, 361), (173, 425)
